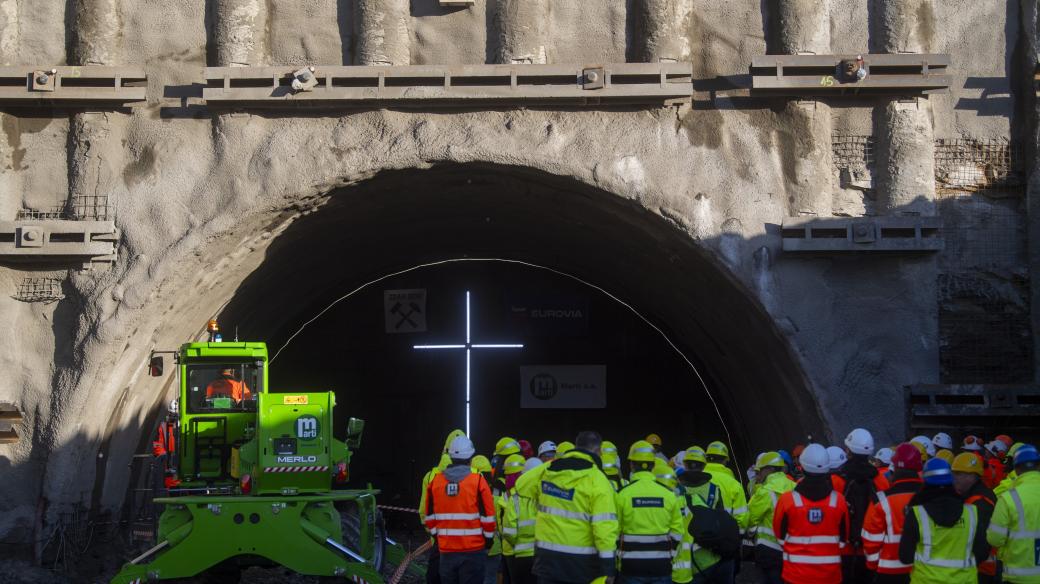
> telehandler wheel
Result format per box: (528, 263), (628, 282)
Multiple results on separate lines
(338, 502), (386, 572)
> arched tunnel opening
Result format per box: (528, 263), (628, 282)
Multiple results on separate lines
(208, 163), (825, 526)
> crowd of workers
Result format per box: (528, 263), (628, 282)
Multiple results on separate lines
(419, 429), (1040, 584)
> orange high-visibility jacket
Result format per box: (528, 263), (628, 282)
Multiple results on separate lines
(205, 377), (252, 401)
(965, 490), (997, 577)
(774, 489), (849, 584)
(861, 477), (921, 574)
(425, 470), (497, 553)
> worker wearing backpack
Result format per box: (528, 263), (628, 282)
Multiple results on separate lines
(673, 447), (739, 584)
(834, 429), (889, 584)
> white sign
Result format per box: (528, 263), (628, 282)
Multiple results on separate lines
(384, 289), (427, 333)
(520, 366), (606, 409)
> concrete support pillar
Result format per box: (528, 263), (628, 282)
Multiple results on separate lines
(354, 0), (410, 66)
(0, 0), (18, 220)
(212, 0), (268, 67)
(69, 0), (123, 221)
(872, 0), (936, 215)
(632, 0), (692, 63)
(774, 0), (834, 216)
(493, 0), (548, 64)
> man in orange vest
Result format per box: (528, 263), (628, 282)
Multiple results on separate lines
(774, 444), (849, 584)
(426, 436), (498, 584)
(861, 443), (922, 584)
(205, 368), (252, 402)
(151, 400), (181, 491)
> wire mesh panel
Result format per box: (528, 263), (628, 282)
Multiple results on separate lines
(935, 138), (1023, 196)
(937, 193), (1032, 383)
(832, 134), (875, 170)
(13, 277), (65, 303)
(17, 207), (68, 220)
(69, 194), (111, 221)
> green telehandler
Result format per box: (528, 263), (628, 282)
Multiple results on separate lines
(112, 325), (386, 583)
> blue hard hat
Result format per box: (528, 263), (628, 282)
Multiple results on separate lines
(1014, 444), (1039, 466)
(778, 450), (793, 469)
(923, 457), (954, 486)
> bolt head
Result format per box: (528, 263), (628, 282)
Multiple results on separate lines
(23, 230), (36, 241)
(586, 71), (599, 83)
(36, 73), (49, 85)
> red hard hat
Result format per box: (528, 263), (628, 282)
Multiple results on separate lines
(995, 435), (1013, 449)
(518, 439), (534, 459)
(891, 443), (923, 471)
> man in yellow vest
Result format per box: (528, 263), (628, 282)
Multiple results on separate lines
(514, 431), (618, 584)
(898, 458), (989, 582)
(500, 454), (538, 584)
(987, 444), (1040, 583)
(747, 452), (796, 584)
(704, 441), (750, 531)
(673, 447), (730, 584)
(616, 440), (684, 584)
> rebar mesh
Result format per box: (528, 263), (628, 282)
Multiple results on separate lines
(935, 138), (1023, 195)
(937, 193), (1032, 383)
(832, 134), (875, 170)
(13, 278), (65, 303)
(69, 194), (111, 221)
(17, 207), (67, 220)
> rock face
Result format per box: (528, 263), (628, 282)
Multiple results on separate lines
(0, 0), (1031, 557)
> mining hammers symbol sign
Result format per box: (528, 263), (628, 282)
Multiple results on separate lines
(384, 289), (427, 333)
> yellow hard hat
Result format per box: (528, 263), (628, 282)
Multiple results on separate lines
(706, 441), (729, 459)
(557, 441), (575, 455)
(602, 452), (621, 476)
(936, 449), (954, 464)
(684, 446), (707, 465)
(952, 452), (983, 476)
(591, 578), (607, 584)
(653, 458), (677, 489)
(601, 440), (618, 456)
(471, 455), (492, 474)
(1009, 442), (1026, 458)
(755, 451), (785, 471)
(443, 429), (466, 453)
(503, 454), (526, 475)
(629, 440), (657, 463)
(646, 434), (663, 447)
(495, 437), (521, 456)
(911, 441), (929, 460)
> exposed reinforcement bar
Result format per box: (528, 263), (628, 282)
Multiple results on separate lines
(0, 220), (118, 266)
(750, 54), (950, 97)
(202, 63), (693, 108)
(0, 66), (147, 106)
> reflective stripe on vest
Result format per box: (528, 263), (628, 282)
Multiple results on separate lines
(538, 505), (616, 523)
(536, 541), (614, 558)
(914, 505), (977, 571)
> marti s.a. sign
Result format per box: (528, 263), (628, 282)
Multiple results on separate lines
(520, 365), (606, 409)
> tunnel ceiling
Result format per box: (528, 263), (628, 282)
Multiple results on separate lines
(217, 163), (826, 452)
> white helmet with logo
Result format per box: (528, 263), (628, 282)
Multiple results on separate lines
(844, 428), (875, 456)
(448, 436), (476, 460)
(799, 444), (830, 475)
(827, 446), (848, 471)
(932, 432), (954, 451)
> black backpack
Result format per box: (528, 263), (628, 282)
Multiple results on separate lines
(684, 484), (741, 559)
(843, 475), (878, 548)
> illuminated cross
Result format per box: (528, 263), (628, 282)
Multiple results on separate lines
(414, 291), (524, 437)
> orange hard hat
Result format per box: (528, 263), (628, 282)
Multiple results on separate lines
(646, 434), (663, 447)
(792, 444), (806, 458)
(995, 435), (1013, 449)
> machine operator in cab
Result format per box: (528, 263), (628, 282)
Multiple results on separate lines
(205, 367), (253, 402)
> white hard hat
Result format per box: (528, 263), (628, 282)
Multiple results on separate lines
(874, 447), (894, 466)
(844, 428), (875, 456)
(910, 435), (937, 457)
(671, 451), (686, 469)
(800, 444), (830, 475)
(827, 446), (848, 471)
(986, 440), (1008, 455)
(448, 436), (476, 460)
(932, 432), (954, 451)
(537, 441), (557, 456)
(168, 399), (179, 414)
(523, 457), (543, 472)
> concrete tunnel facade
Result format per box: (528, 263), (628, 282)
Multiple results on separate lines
(0, 0), (1035, 557)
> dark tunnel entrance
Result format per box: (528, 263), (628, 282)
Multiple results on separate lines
(215, 163), (827, 516)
